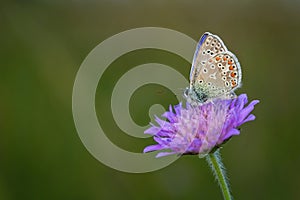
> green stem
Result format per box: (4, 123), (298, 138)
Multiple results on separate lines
(206, 150), (233, 200)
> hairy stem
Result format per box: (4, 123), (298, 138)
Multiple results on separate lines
(206, 150), (233, 200)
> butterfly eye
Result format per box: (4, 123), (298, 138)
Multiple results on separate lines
(203, 68), (208, 73)
(226, 55), (229, 59)
(218, 63), (222, 67)
(213, 39), (217, 43)
(211, 43), (215, 46)
(225, 81), (230, 87)
(207, 82), (212, 86)
(201, 61), (206, 65)
(202, 51), (206, 55)
(210, 52), (214, 55)
(206, 42), (210, 46)
(217, 43), (221, 48)
(222, 76), (227, 81)
(220, 48), (224, 52)
(198, 80), (203, 84)
(210, 65), (215, 69)
(222, 71), (226, 75)
(221, 66), (225, 70)
(232, 65), (236, 69)
(207, 50), (211, 53)
(207, 36), (212, 41)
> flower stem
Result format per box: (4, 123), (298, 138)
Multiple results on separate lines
(206, 150), (233, 200)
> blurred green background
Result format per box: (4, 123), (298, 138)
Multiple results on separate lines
(1, 0), (300, 199)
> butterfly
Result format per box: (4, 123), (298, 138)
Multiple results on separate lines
(184, 32), (242, 105)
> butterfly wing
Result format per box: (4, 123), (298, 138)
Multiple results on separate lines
(189, 32), (229, 87)
(195, 51), (242, 97)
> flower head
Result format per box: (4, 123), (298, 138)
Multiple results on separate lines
(143, 94), (259, 158)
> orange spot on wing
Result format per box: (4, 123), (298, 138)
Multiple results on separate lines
(216, 57), (221, 61)
(229, 65), (233, 70)
(230, 72), (236, 77)
(228, 61), (233, 65)
(231, 80), (237, 87)
(223, 57), (227, 61)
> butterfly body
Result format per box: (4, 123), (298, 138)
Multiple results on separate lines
(185, 32), (242, 105)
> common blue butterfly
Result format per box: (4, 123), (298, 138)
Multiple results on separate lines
(184, 32), (242, 104)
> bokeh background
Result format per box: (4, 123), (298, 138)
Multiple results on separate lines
(1, 0), (300, 199)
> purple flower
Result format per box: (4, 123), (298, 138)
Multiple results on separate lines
(143, 94), (259, 158)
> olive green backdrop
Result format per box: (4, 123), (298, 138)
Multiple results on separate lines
(1, 0), (300, 199)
